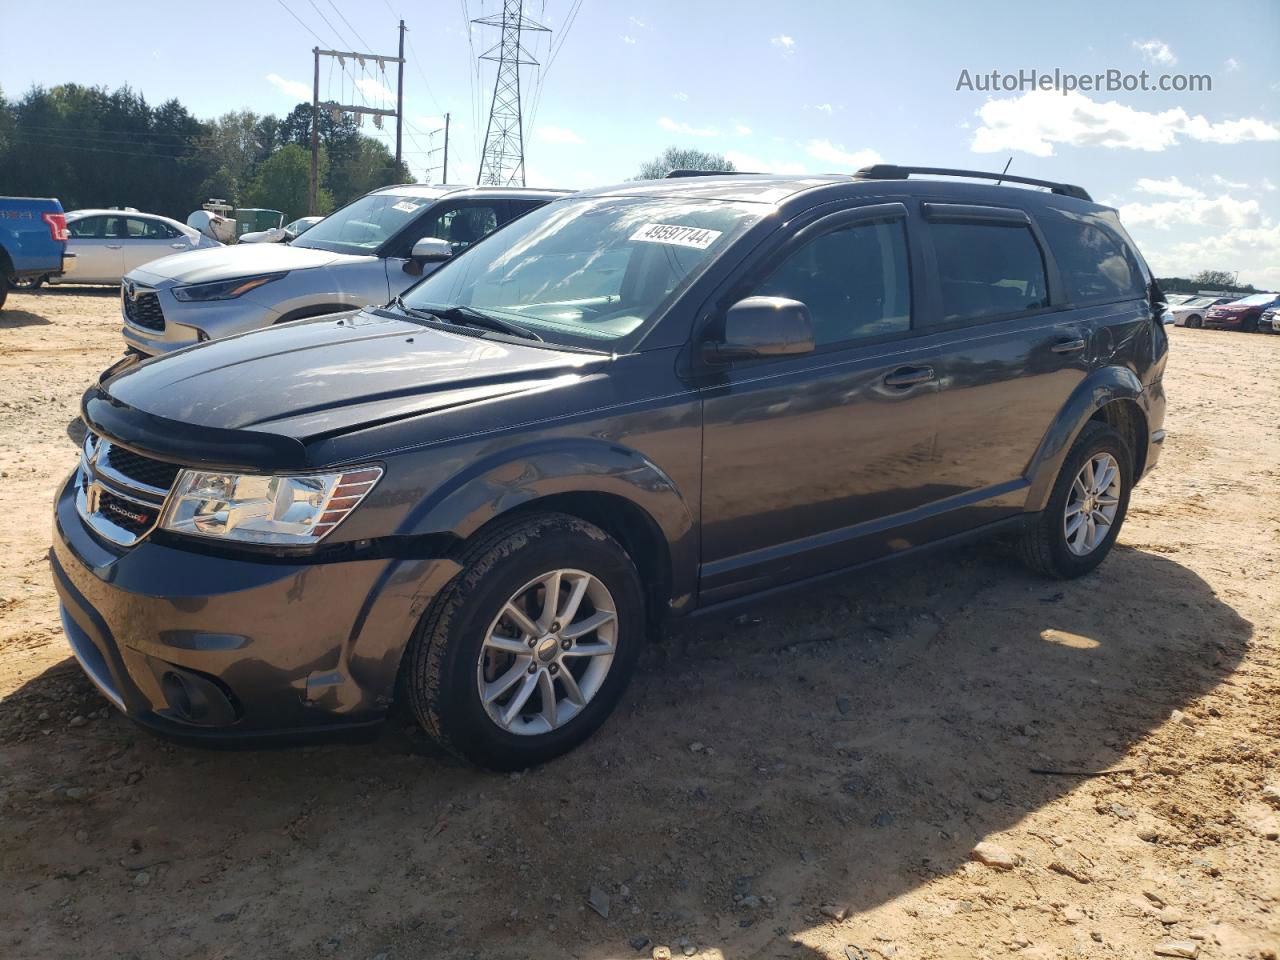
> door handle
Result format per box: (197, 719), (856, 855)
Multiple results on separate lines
(883, 365), (935, 387)
(170, 242), (188, 249)
(105, 244), (122, 249)
(1051, 338), (1087, 353)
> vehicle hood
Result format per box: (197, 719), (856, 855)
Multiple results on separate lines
(89, 309), (608, 467)
(126, 242), (370, 285)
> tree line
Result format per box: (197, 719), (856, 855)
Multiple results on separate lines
(0, 83), (412, 223)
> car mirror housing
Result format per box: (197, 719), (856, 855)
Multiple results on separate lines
(411, 237), (454, 263)
(704, 296), (816, 364)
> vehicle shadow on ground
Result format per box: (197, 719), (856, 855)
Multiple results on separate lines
(18, 285), (117, 297)
(0, 541), (1250, 960)
(0, 309), (53, 329)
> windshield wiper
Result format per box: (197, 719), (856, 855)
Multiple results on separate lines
(428, 304), (543, 342)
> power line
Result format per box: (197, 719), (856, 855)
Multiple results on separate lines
(527, 0), (581, 135)
(307, 0), (353, 47)
(276, 0), (327, 44)
(327, 0), (372, 50)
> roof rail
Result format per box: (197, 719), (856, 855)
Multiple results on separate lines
(664, 169), (757, 178)
(853, 164), (1092, 202)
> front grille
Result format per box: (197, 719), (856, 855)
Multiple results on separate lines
(123, 290), (165, 331)
(101, 442), (182, 491)
(97, 488), (160, 537)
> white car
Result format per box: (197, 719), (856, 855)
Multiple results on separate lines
(1170, 295), (1235, 328)
(40, 210), (219, 286)
(238, 216), (324, 244)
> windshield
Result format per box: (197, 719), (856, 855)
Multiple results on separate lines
(400, 195), (763, 349)
(294, 192), (438, 255)
(1232, 294), (1277, 306)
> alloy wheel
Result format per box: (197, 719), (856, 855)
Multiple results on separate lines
(1063, 452), (1121, 556)
(476, 569), (617, 736)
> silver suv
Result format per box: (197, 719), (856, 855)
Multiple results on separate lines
(119, 184), (567, 356)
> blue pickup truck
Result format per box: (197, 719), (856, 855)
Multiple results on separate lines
(0, 196), (72, 310)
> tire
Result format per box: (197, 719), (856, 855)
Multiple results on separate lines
(1018, 421), (1132, 579)
(1185, 315), (1202, 328)
(12, 275), (44, 291)
(0, 273), (8, 311)
(404, 512), (645, 769)
(1242, 316), (1259, 333)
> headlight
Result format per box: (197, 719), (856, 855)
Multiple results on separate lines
(160, 467), (382, 545)
(171, 272), (287, 302)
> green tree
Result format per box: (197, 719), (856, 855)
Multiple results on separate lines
(633, 146), (735, 180)
(243, 143), (332, 221)
(1191, 269), (1237, 289)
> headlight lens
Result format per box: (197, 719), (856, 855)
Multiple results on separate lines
(160, 467), (382, 545)
(171, 272), (287, 302)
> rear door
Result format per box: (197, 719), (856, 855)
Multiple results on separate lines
(65, 216), (123, 283)
(917, 203), (1096, 526)
(698, 202), (946, 602)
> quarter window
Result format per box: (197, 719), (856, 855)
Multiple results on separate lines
(753, 219), (912, 346)
(929, 222), (1049, 324)
(1038, 211), (1144, 303)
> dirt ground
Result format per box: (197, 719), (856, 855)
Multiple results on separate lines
(0, 287), (1276, 960)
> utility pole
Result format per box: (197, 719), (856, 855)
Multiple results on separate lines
(473, 0), (549, 186)
(308, 33), (406, 212)
(442, 112), (450, 183)
(395, 20), (405, 169)
(310, 47), (320, 215)
(425, 113), (451, 184)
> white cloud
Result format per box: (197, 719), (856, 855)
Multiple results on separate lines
(1132, 38), (1176, 66)
(536, 124), (584, 145)
(723, 150), (808, 175)
(810, 103), (835, 115)
(355, 75), (396, 101)
(266, 73), (311, 100)
(1225, 57), (1240, 72)
(805, 139), (882, 170)
(658, 116), (718, 137)
(970, 90), (1280, 156)
(623, 35), (637, 45)
(1264, 178), (1278, 192)
(1135, 176), (1203, 199)
(1138, 221), (1280, 289)
(734, 123), (752, 136)
(1117, 194), (1262, 230)
(672, 91), (689, 102)
(629, 15), (645, 28)
(770, 35), (795, 54)
(1211, 174), (1248, 189)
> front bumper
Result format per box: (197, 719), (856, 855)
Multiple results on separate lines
(51, 473), (457, 743)
(121, 282), (283, 357)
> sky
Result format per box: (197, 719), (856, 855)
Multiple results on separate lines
(3, 0), (1279, 287)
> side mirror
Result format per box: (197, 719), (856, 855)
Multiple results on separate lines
(411, 237), (454, 263)
(703, 296), (815, 364)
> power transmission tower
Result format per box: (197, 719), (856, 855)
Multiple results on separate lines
(309, 22), (406, 214)
(473, 0), (548, 186)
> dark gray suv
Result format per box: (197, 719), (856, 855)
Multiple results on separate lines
(52, 165), (1168, 768)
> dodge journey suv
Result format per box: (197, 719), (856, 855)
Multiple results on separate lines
(118, 183), (568, 356)
(53, 165), (1168, 769)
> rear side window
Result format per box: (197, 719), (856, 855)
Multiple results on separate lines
(929, 222), (1048, 325)
(1039, 210), (1144, 303)
(753, 219), (912, 346)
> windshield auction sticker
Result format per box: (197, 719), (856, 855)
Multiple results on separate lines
(630, 223), (723, 250)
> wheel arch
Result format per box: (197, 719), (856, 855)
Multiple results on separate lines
(1023, 365), (1150, 512)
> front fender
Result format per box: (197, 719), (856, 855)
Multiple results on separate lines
(399, 437), (698, 608)
(1023, 364), (1145, 512)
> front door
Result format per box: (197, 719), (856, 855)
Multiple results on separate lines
(699, 205), (944, 603)
(118, 217), (192, 278)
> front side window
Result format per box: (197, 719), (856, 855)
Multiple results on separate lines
(752, 219), (911, 346)
(127, 218), (175, 240)
(402, 196), (763, 349)
(418, 203), (501, 252)
(929, 221), (1049, 324)
(1039, 210), (1143, 303)
(293, 192), (442, 255)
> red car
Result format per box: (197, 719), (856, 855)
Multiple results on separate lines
(1204, 293), (1280, 332)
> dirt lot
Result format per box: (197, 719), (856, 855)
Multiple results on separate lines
(0, 288), (1276, 960)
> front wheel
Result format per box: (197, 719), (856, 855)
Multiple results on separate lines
(1018, 422), (1132, 579)
(11, 275), (44, 291)
(0, 273), (7, 310)
(404, 513), (645, 769)
(1185, 314), (1202, 328)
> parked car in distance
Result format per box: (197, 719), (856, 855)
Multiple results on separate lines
(238, 216), (324, 244)
(1204, 293), (1280, 332)
(1258, 306), (1279, 333)
(0, 195), (71, 307)
(25, 210), (220, 288)
(1170, 295), (1235, 328)
(118, 184), (569, 356)
(56, 165), (1168, 768)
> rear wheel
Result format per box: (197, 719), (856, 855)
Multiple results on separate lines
(1018, 422), (1132, 579)
(12, 275), (44, 291)
(404, 513), (644, 769)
